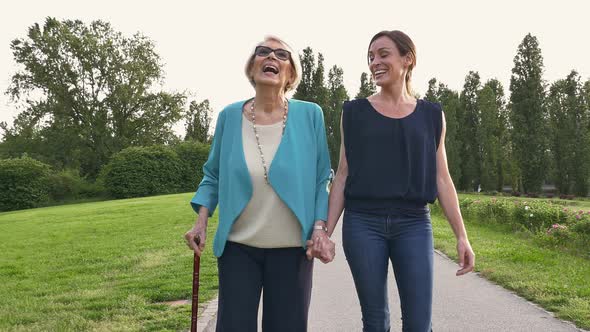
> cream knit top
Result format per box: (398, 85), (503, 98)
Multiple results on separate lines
(227, 114), (302, 248)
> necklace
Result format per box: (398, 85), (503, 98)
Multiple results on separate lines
(249, 99), (288, 184)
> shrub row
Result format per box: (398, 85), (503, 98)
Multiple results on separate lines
(101, 142), (209, 199)
(0, 142), (210, 211)
(432, 197), (590, 254)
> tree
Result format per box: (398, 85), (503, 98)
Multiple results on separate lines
(311, 53), (329, 108)
(356, 72), (377, 99)
(572, 75), (590, 196)
(475, 79), (510, 192)
(459, 71), (482, 191)
(185, 99), (213, 143)
(484, 79), (509, 191)
(293, 47), (316, 101)
(425, 78), (462, 184)
(548, 78), (573, 194)
(547, 71), (589, 196)
(326, 65), (349, 167)
(294, 48), (330, 107)
(477, 85), (500, 191)
(0, 112), (45, 162)
(6, 18), (185, 177)
(509, 33), (547, 193)
(293, 47), (348, 168)
(425, 78), (439, 103)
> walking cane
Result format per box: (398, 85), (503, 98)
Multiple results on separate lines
(190, 235), (201, 332)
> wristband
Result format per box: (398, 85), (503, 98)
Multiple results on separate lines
(313, 225), (328, 232)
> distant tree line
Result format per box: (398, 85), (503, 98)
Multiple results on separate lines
(1, 19), (588, 213)
(294, 34), (590, 197)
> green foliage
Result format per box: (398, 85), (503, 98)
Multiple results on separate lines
(425, 78), (463, 185)
(294, 47), (348, 168)
(102, 146), (183, 198)
(425, 78), (439, 102)
(571, 217), (590, 236)
(6, 17), (186, 178)
(46, 170), (105, 202)
(0, 157), (51, 211)
(185, 99), (213, 143)
(477, 85), (500, 191)
(448, 197), (590, 251)
(325, 65), (349, 167)
(483, 79), (509, 191)
(509, 33), (547, 193)
(459, 71), (482, 191)
(312, 54), (330, 108)
(355, 72), (376, 99)
(293, 47), (316, 101)
(173, 141), (210, 192)
(547, 71), (590, 196)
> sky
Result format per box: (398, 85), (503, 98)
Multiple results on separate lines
(1, 0), (589, 138)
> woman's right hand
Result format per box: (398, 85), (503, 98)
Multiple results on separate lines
(184, 218), (207, 256)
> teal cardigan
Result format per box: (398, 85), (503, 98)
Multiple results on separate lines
(190, 98), (332, 257)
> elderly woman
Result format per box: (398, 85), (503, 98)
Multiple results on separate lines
(184, 36), (335, 332)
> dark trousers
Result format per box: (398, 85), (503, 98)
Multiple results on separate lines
(216, 241), (314, 332)
(343, 209), (434, 332)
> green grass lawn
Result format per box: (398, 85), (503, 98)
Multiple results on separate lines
(3, 192), (589, 331)
(432, 212), (590, 330)
(0, 193), (218, 331)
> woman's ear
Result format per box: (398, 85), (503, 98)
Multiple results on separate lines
(404, 55), (413, 68)
(285, 67), (294, 90)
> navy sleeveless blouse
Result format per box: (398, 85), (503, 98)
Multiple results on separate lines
(342, 98), (443, 215)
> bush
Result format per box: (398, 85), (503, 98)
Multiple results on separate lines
(173, 141), (210, 192)
(432, 196), (590, 255)
(46, 170), (84, 201)
(46, 170), (106, 202)
(102, 145), (183, 199)
(451, 197), (589, 244)
(0, 157), (51, 211)
(79, 180), (106, 199)
(540, 223), (572, 247)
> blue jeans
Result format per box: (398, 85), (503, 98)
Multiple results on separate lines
(343, 209), (433, 332)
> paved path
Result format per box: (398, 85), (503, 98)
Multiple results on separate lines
(200, 218), (585, 331)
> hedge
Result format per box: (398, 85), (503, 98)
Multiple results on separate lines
(102, 146), (183, 199)
(0, 157), (51, 211)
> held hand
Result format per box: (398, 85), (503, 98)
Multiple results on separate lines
(184, 220), (207, 256)
(456, 238), (475, 276)
(306, 230), (336, 264)
(319, 237), (336, 263)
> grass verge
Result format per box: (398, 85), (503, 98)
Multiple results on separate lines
(432, 212), (590, 330)
(0, 192), (218, 331)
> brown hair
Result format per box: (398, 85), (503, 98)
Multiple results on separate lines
(368, 30), (416, 95)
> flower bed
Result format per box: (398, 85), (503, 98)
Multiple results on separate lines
(431, 197), (590, 256)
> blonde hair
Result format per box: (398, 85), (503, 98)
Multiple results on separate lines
(244, 35), (302, 93)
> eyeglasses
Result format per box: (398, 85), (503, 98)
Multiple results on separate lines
(254, 46), (291, 61)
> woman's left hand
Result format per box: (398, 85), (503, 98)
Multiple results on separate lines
(456, 238), (475, 276)
(306, 230), (335, 263)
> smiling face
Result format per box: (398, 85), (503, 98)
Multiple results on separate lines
(248, 39), (294, 92)
(368, 35), (412, 88)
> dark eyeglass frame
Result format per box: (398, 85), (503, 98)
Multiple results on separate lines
(254, 46), (292, 61)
